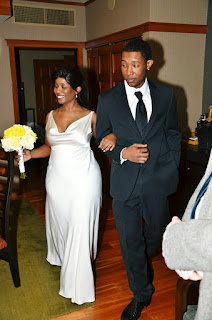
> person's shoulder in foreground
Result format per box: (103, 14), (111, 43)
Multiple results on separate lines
(163, 148), (212, 320)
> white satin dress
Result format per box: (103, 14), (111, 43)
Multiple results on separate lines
(45, 110), (102, 305)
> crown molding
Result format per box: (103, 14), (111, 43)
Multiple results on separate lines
(20, 0), (96, 7)
(86, 22), (208, 49)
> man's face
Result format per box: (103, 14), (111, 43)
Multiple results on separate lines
(121, 51), (153, 88)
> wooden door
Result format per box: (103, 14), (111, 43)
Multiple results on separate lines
(111, 41), (127, 86)
(87, 41), (127, 104)
(98, 45), (112, 93)
(34, 54), (77, 127)
(87, 48), (99, 110)
(87, 41), (126, 196)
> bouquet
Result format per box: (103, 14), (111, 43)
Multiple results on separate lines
(1, 124), (37, 179)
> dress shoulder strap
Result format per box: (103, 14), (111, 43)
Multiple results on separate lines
(45, 110), (53, 128)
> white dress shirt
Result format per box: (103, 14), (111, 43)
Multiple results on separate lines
(194, 196), (204, 219)
(124, 78), (152, 121)
(120, 78), (152, 163)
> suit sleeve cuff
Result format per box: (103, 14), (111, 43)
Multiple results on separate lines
(120, 148), (127, 164)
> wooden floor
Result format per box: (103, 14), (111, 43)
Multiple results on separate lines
(13, 158), (179, 320)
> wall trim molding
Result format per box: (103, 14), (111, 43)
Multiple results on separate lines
(6, 39), (85, 124)
(0, 0), (11, 15)
(21, 0), (96, 7)
(6, 39), (85, 49)
(86, 22), (208, 49)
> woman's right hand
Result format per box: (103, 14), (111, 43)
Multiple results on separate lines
(99, 133), (117, 152)
(15, 149), (32, 163)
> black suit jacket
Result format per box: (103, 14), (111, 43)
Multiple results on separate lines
(96, 80), (182, 201)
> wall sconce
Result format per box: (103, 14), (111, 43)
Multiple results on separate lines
(107, 0), (115, 10)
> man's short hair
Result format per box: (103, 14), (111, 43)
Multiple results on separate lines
(122, 38), (152, 62)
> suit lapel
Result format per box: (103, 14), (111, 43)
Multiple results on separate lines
(117, 82), (140, 131)
(142, 80), (159, 139)
(116, 80), (160, 140)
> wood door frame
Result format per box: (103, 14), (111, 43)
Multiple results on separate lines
(6, 39), (85, 123)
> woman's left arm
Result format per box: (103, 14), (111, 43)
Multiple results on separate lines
(92, 112), (117, 151)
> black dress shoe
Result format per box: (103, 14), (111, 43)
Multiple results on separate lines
(121, 298), (151, 320)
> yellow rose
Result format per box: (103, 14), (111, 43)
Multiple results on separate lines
(4, 125), (26, 138)
(2, 124), (37, 152)
(32, 132), (38, 139)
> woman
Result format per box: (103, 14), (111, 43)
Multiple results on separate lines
(22, 66), (116, 304)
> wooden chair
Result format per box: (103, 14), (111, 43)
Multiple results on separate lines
(175, 277), (200, 320)
(0, 147), (21, 287)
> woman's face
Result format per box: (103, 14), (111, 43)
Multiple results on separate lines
(54, 77), (76, 104)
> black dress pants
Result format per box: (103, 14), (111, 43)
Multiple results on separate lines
(112, 177), (170, 301)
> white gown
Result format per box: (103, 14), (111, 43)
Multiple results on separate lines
(45, 110), (102, 305)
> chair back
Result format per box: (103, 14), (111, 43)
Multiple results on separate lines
(0, 146), (20, 287)
(0, 148), (14, 244)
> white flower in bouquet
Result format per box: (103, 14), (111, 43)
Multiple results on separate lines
(2, 136), (22, 151)
(1, 124), (37, 179)
(21, 134), (36, 150)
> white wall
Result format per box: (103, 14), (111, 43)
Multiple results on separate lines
(86, 0), (150, 40)
(150, 0), (208, 24)
(143, 32), (206, 135)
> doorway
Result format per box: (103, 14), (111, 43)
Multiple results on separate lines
(6, 39), (85, 128)
(17, 48), (77, 130)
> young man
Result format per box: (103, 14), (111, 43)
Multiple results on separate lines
(96, 38), (181, 320)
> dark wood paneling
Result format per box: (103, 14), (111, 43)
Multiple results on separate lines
(98, 46), (112, 93)
(87, 41), (125, 105)
(87, 48), (99, 109)
(87, 42), (125, 195)
(111, 41), (127, 87)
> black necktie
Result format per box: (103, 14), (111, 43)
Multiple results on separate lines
(135, 91), (147, 137)
(190, 172), (212, 219)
